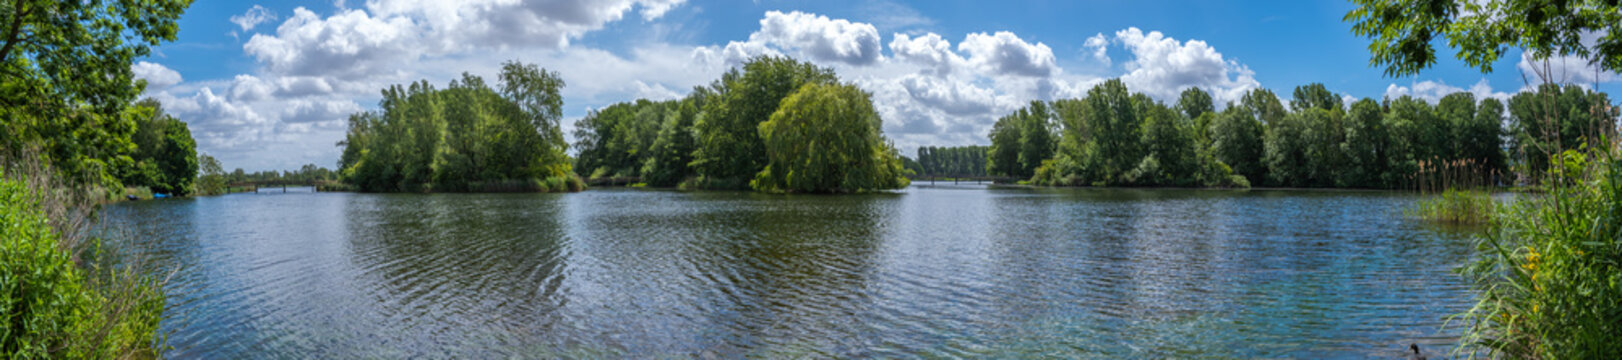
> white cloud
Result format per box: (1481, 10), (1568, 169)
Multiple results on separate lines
(230, 5), (278, 31)
(958, 31), (1057, 77)
(1084, 33), (1109, 65)
(1384, 79), (1511, 103)
(1113, 27), (1259, 104)
(748, 11), (883, 66)
(889, 33), (963, 76)
(132, 62), (182, 91)
(1518, 52), (1617, 85)
(897, 74), (999, 116)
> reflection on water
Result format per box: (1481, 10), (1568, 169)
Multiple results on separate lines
(100, 185), (1476, 358)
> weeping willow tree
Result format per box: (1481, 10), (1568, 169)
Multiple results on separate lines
(751, 82), (909, 193)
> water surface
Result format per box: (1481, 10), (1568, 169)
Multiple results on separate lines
(103, 185), (1476, 358)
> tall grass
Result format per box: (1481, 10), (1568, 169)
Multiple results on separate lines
(1452, 142), (1622, 359)
(1407, 188), (1496, 224)
(1, 150), (169, 359)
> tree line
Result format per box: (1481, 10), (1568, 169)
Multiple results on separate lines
(984, 80), (1617, 189)
(336, 61), (581, 193)
(912, 146), (988, 177)
(571, 56), (910, 193)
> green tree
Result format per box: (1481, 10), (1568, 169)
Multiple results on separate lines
(1341, 98), (1390, 187)
(1137, 100), (1199, 185)
(1346, 0), (1622, 77)
(1265, 110), (1313, 186)
(195, 153), (226, 195)
(692, 56), (837, 186)
(987, 114), (1023, 177)
(1291, 83), (1344, 113)
(1177, 87), (1215, 120)
(1082, 79), (1144, 184)
(1508, 83), (1619, 178)
(0, 0), (192, 186)
(338, 61), (575, 192)
(1018, 101), (1057, 178)
(1210, 107), (1267, 184)
(752, 83), (908, 193)
(1240, 88), (1288, 126)
(641, 90), (708, 187)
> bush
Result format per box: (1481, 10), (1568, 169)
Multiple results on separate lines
(0, 172), (166, 359)
(1456, 144), (1622, 358)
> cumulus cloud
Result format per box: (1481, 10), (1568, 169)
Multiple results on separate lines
(889, 33), (963, 76)
(1084, 33), (1110, 65)
(1113, 27), (1259, 103)
(230, 5), (278, 31)
(132, 62), (182, 91)
(1384, 79), (1511, 103)
(1518, 52), (1618, 85)
(748, 11), (883, 66)
(958, 31), (1057, 77)
(898, 74), (999, 116)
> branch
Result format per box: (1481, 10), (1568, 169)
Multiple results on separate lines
(0, 0), (31, 65)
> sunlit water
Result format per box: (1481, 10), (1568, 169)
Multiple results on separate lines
(100, 185), (1477, 359)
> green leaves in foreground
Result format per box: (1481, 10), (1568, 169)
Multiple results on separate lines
(1456, 146), (1622, 359)
(752, 83), (909, 193)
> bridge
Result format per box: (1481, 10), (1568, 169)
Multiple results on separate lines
(909, 174), (1022, 185)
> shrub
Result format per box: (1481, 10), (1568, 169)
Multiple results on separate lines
(1455, 144), (1622, 358)
(0, 170), (167, 359)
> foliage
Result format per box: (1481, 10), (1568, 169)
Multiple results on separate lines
(751, 83), (908, 193)
(0, 161), (167, 359)
(640, 90), (710, 187)
(117, 99), (196, 195)
(574, 100), (666, 179)
(195, 153), (226, 196)
(0, 0), (192, 187)
(1456, 145), (1622, 359)
(1210, 106), (1267, 184)
(1507, 84), (1619, 182)
(1346, 0), (1622, 77)
(692, 56), (838, 186)
(338, 61), (576, 193)
(1406, 188), (1495, 224)
(915, 146), (988, 177)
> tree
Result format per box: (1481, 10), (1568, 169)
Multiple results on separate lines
(692, 56), (837, 186)
(752, 83), (908, 193)
(1508, 84), (1619, 178)
(338, 61), (575, 192)
(1291, 83), (1344, 114)
(1177, 87), (1215, 120)
(1210, 107), (1266, 184)
(1346, 0), (1622, 77)
(1341, 98), (1390, 187)
(641, 90), (708, 187)
(1265, 110), (1313, 186)
(1240, 88), (1288, 126)
(0, 0), (192, 186)
(987, 115), (1023, 177)
(1137, 100), (1199, 185)
(1017, 101), (1057, 178)
(1083, 79), (1144, 184)
(195, 153), (226, 195)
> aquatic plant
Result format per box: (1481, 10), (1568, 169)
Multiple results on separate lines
(1454, 144), (1622, 359)
(1407, 188), (1495, 224)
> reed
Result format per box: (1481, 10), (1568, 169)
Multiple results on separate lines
(1451, 139), (1622, 359)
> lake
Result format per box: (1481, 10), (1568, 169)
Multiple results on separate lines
(101, 184), (1477, 359)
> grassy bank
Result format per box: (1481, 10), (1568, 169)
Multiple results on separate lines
(1, 160), (168, 358)
(1453, 146), (1622, 358)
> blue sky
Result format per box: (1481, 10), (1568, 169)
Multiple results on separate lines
(136, 0), (1621, 171)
